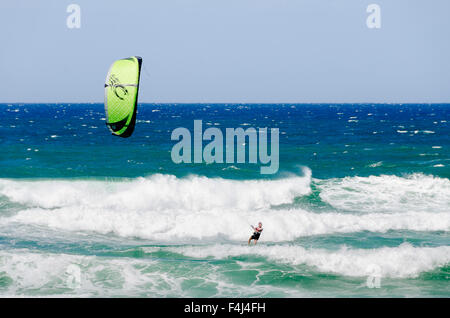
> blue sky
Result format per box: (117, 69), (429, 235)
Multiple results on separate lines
(1, 0), (449, 103)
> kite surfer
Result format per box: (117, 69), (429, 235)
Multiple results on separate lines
(248, 222), (263, 245)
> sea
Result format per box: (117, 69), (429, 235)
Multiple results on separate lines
(0, 103), (449, 297)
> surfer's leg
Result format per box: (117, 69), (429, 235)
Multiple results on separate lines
(248, 237), (252, 245)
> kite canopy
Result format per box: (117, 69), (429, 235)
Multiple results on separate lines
(104, 56), (142, 137)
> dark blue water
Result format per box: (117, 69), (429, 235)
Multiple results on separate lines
(0, 103), (448, 179)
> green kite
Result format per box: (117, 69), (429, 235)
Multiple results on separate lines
(104, 56), (142, 137)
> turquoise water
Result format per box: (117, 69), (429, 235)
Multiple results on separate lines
(0, 103), (449, 297)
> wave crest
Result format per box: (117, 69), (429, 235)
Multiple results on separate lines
(317, 173), (450, 213)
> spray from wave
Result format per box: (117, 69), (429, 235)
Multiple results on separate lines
(317, 173), (450, 213)
(0, 170), (449, 241)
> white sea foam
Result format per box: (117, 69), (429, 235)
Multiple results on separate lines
(0, 244), (448, 297)
(368, 161), (383, 168)
(6, 207), (449, 242)
(170, 243), (450, 278)
(0, 249), (187, 297)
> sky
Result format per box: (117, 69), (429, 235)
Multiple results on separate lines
(1, 0), (449, 103)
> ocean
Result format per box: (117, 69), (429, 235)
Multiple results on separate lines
(0, 103), (448, 297)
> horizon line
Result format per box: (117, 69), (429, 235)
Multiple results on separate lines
(1, 102), (450, 105)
